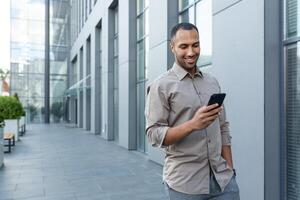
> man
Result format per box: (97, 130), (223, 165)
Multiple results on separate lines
(145, 23), (240, 199)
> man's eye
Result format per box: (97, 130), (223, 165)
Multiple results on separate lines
(193, 43), (199, 47)
(179, 45), (187, 49)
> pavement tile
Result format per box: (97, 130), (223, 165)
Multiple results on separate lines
(0, 124), (165, 200)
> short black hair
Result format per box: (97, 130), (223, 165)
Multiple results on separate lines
(170, 22), (199, 43)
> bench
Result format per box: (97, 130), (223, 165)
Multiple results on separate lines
(4, 133), (15, 153)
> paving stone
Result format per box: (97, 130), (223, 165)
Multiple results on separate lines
(0, 124), (166, 200)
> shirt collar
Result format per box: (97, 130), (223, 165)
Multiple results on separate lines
(172, 62), (203, 81)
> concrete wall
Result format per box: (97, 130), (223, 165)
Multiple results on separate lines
(212, 0), (264, 199)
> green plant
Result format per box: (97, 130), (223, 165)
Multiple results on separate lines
(0, 96), (23, 125)
(51, 102), (63, 122)
(0, 69), (9, 81)
(13, 92), (25, 116)
(13, 93), (20, 101)
(27, 104), (37, 122)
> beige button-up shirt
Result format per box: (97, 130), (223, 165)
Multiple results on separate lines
(145, 63), (234, 194)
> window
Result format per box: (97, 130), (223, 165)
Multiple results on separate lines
(113, 6), (119, 142)
(136, 0), (149, 153)
(89, 0), (92, 13)
(284, 1), (300, 200)
(178, 0), (212, 67)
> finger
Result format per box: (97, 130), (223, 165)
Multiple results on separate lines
(206, 103), (219, 111)
(203, 114), (219, 123)
(203, 107), (221, 118)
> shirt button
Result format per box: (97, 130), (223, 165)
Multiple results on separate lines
(208, 139), (211, 143)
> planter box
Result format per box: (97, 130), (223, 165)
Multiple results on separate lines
(20, 117), (25, 126)
(19, 116), (26, 135)
(4, 119), (19, 141)
(0, 127), (3, 168)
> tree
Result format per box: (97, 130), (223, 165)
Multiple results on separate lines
(0, 69), (9, 81)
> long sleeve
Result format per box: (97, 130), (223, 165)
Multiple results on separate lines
(219, 105), (232, 146)
(145, 82), (170, 148)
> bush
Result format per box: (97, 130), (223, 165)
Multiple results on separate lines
(13, 93), (25, 116)
(51, 102), (63, 122)
(0, 96), (24, 126)
(27, 104), (37, 122)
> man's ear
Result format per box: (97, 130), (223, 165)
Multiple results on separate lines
(170, 42), (175, 53)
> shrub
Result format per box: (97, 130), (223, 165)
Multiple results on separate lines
(0, 96), (24, 126)
(51, 102), (63, 122)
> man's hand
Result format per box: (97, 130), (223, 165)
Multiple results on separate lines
(163, 104), (222, 146)
(190, 104), (222, 130)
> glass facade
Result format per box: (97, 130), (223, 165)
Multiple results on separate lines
(70, 0), (79, 45)
(284, 0), (300, 199)
(10, 0), (69, 123)
(10, 0), (46, 123)
(136, 0), (149, 153)
(178, 0), (212, 67)
(49, 0), (70, 123)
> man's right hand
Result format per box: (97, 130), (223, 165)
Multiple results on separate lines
(162, 104), (222, 146)
(190, 104), (222, 131)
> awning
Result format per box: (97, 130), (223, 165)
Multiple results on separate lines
(65, 74), (91, 97)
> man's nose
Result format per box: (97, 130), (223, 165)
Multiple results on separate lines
(187, 47), (195, 56)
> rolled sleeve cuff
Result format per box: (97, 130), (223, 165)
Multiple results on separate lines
(147, 126), (169, 148)
(221, 134), (232, 146)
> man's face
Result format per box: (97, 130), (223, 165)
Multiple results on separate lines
(170, 28), (200, 74)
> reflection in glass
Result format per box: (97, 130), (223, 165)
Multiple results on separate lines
(179, 7), (195, 24)
(137, 0), (144, 14)
(179, 0), (195, 11)
(196, 0), (212, 66)
(286, 0), (297, 38)
(10, 0), (46, 123)
(136, 0), (149, 153)
(285, 43), (300, 200)
(49, 0), (70, 123)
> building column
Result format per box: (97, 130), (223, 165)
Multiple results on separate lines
(101, 10), (113, 140)
(117, 0), (137, 149)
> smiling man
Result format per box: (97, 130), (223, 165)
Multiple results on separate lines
(145, 23), (240, 200)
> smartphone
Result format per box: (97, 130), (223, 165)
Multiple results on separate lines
(207, 93), (226, 107)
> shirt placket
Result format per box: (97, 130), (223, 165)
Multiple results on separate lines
(191, 77), (212, 168)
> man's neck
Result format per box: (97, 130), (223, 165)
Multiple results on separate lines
(176, 62), (196, 76)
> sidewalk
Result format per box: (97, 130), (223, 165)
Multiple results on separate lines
(0, 124), (167, 200)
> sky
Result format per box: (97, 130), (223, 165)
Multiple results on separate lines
(0, 0), (10, 71)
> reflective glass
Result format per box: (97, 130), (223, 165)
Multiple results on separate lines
(71, 60), (78, 85)
(49, 0), (70, 123)
(137, 83), (145, 151)
(10, 0), (46, 123)
(137, 14), (145, 40)
(196, 0), (212, 66)
(114, 36), (119, 57)
(179, 0), (195, 11)
(285, 43), (300, 200)
(113, 56), (119, 141)
(114, 8), (118, 34)
(179, 7), (195, 23)
(137, 0), (144, 15)
(50, 98), (64, 123)
(137, 51), (145, 81)
(286, 0), (298, 38)
(50, 75), (67, 97)
(136, 0), (149, 153)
